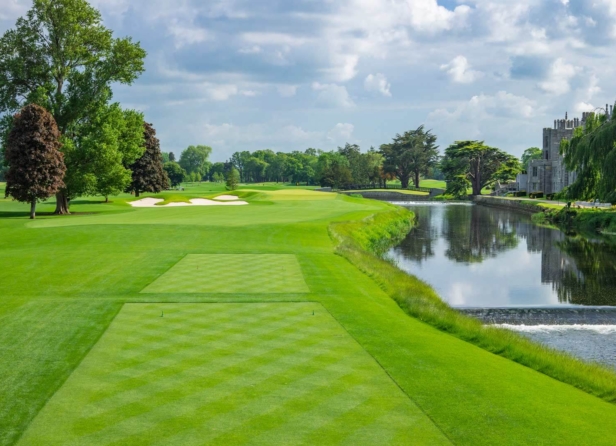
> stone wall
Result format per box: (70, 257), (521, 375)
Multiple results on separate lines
(473, 196), (542, 215)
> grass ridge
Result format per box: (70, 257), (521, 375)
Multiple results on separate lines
(329, 202), (616, 404)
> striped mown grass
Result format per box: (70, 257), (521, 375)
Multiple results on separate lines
(141, 254), (310, 294)
(17, 303), (448, 446)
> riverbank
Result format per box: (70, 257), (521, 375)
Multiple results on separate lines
(331, 205), (616, 405)
(473, 195), (616, 234)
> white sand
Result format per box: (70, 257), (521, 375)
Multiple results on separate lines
(213, 195), (240, 201)
(129, 198), (248, 208)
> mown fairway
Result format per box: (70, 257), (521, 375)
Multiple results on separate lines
(2, 182), (616, 445)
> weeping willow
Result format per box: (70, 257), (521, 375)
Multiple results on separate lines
(560, 109), (616, 203)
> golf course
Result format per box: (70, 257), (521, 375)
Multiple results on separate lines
(1, 182), (616, 445)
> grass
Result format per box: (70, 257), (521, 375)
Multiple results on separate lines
(17, 303), (447, 446)
(2, 183), (616, 445)
(344, 189), (429, 196)
(141, 254), (310, 294)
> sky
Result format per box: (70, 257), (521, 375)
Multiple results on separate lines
(2, 0), (616, 162)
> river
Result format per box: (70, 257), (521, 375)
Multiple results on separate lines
(388, 202), (616, 369)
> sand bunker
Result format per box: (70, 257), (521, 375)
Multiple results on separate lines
(213, 195), (240, 201)
(129, 198), (248, 208)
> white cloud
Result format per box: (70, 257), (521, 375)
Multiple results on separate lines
(574, 102), (595, 113)
(167, 20), (211, 48)
(238, 45), (262, 54)
(0, 0), (28, 20)
(322, 54), (359, 82)
(440, 56), (482, 84)
(241, 32), (309, 47)
(277, 85), (298, 97)
(327, 123), (355, 142)
(429, 91), (539, 121)
(539, 58), (579, 95)
(364, 73), (391, 97)
(200, 84), (239, 101)
(312, 83), (355, 108)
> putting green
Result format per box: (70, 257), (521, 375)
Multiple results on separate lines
(141, 254), (310, 294)
(17, 303), (448, 445)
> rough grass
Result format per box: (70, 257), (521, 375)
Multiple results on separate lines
(18, 303), (446, 446)
(330, 206), (616, 404)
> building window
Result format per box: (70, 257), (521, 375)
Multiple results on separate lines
(545, 150), (549, 160)
(533, 167), (538, 177)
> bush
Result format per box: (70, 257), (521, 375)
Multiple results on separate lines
(514, 191), (527, 197)
(529, 192), (544, 199)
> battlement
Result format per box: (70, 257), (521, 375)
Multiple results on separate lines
(549, 104), (614, 130)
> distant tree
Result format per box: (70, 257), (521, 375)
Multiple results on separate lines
(161, 152), (170, 163)
(208, 162), (225, 182)
(225, 167), (240, 190)
(521, 147), (542, 171)
(128, 123), (169, 197)
(380, 126), (439, 188)
(212, 172), (224, 183)
(168, 152), (176, 162)
(179, 145), (212, 178)
(317, 152), (353, 189)
(231, 151), (251, 182)
(0, 0), (147, 214)
(441, 141), (520, 197)
(164, 161), (186, 187)
(4, 104), (66, 219)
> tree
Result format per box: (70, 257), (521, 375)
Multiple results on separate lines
(380, 126), (439, 188)
(168, 152), (176, 162)
(560, 110), (616, 202)
(4, 104), (66, 218)
(225, 167), (240, 190)
(164, 161), (186, 187)
(161, 152), (170, 163)
(0, 0), (146, 214)
(128, 123), (169, 197)
(317, 152), (353, 189)
(441, 141), (520, 197)
(521, 147), (542, 171)
(230, 151), (251, 182)
(179, 145), (212, 179)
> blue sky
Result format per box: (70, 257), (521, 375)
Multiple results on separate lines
(2, 0), (616, 162)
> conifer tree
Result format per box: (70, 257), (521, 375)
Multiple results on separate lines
(128, 123), (169, 197)
(4, 104), (66, 218)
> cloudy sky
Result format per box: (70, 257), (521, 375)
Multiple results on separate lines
(2, 0), (616, 161)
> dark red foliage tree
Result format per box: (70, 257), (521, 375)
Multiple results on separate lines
(4, 104), (66, 219)
(128, 122), (169, 197)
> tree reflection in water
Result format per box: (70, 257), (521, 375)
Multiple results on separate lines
(555, 237), (616, 306)
(441, 205), (519, 263)
(392, 203), (616, 307)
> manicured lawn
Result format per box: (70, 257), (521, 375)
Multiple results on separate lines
(345, 189), (429, 196)
(2, 184), (616, 445)
(17, 303), (447, 446)
(418, 179), (446, 189)
(141, 254), (310, 294)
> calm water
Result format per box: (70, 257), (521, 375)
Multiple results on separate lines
(388, 202), (616, 368)
(389, 202), (616, 308)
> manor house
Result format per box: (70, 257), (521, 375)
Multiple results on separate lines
(518, 106), (613, 195)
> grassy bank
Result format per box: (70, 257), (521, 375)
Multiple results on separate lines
(330, 205), (616, 404)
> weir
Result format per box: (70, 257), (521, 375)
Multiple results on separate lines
(460, 307), (616, 325)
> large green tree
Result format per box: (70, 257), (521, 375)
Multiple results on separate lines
(0, 0), (146, 213)
(163, 161), (186, 187)
(441, 141), (520, 197)
(521, 147), (542, 171)
(380, 125), (439, 189)
(179, 145), (212, 180)
(560, 110), (616, 202)
(4, 104), (66, 218)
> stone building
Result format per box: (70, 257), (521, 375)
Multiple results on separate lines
(517, 106), (612, 194)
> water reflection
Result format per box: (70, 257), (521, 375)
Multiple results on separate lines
(389, 203), (616, 307)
